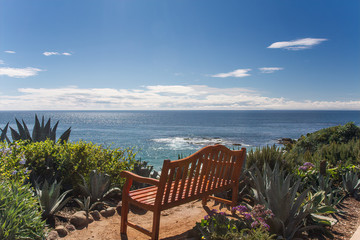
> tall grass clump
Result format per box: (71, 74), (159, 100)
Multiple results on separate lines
(0, 179), (46, 240)
(246, 145), (295, 173)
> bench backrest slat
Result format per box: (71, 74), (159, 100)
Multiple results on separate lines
(157, 145), (246, 206)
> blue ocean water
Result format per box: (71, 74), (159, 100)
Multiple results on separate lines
(0, 110), (359, 169)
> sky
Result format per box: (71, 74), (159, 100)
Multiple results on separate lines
(0, 0), (359, 110)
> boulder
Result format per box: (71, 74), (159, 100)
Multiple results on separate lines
(100, 207), (116, 218)
(70, 211), (88, 229)
(47, 230), (59, 240)
(55, 225), (68, 237)
(90, 210), (101, 221)
(65, 224), (76, 232)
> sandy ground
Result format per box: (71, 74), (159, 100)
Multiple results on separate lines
(63, 200), (228, 240)
(62, 197), (360, 240)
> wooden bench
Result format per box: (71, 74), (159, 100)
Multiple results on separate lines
(120, 145), (246, 240)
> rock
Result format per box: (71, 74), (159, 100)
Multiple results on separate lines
(100, 207), (116, 218)
(65, 224), (76, 232)
(90, 210), (101, 220)
(55, 225), (68, 237)
(116, 204), (122, 215)
(47, 230), (59, 240)
(70, 211), (88, 229)
(277, 138), (295, 145)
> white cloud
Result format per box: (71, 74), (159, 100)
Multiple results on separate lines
(212, 69), (251, 78)
(4, 50), (16, 54)
(259, 67), (284, 73)
(268, 38), (327, 50)
(0, 60), (4, 64)
(43, 52), (72, 56)
(0, 85), (358, 110)
(0, 67), (43, 78)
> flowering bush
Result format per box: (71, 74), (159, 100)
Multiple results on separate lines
(196, 205), (274, 240)
(0, 141), (30, 183)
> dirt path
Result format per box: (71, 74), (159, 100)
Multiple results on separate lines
(63, 200), (228, 240)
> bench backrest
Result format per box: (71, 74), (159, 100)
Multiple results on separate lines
(155, 145), (246, 207)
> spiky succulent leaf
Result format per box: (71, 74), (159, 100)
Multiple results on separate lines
(50, 121), (59, 141)
(15, 118), (28, 140)
(32, 115), (41, 141)
(21, 120), (32, 140)
(10, 127), (21, 141)
(58, 127), (71, 143)
(0, 122), (9, 142)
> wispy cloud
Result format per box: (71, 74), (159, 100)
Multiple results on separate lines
(259, 67), (284, 73)
(0, 67), (43, 78)
(0, 60), (4, 65)
(4, 50), (16, 54)
(43, 52), (72, 56)
(268, 38), (327, 50)
(212, 69), (251, 78)
(0, 85), (358, 110)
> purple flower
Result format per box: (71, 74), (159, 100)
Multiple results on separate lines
(261, 222), (270, 231)
(19, 158), (26, 165)
(2, 148), (11, 154)
(251, 221), (259, 228)
(11, 170), (17, 175)
(204, 215), (210, 220)
(304, 162), (315, 167)
(244, 213), (252, 220)
(299, 166), (308, 171)
(219, 211), (226, 216)
(235, 205), (248, 213)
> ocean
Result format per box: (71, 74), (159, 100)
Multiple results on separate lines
(0, 110), (359, 169)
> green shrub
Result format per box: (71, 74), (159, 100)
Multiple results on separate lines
(0, 179), (46, 239)
(17, 140), (138, 189)
(289, 122), (360, 155)
(0, 141), (29, 183)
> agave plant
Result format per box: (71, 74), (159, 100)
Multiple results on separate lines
(9, 115), (71, 143)
(34, 179), (72, 220)
(249, 163), (336, 240)
(310, 174), (344, 207)
(78, 170), (121, 205)
(342, 170), (360, 196)
(74, 196), (102, 219)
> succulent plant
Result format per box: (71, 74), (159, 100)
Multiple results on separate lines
(342, 170), (360, 196)
(34, 179), (72, 220)
(74, 196), (102, 219)
(78, 170), (121, 205)
(8, 115), (71, 143)
(249, 163), (336, 240)
(132, 160), (159, 189)
(310, 174), (343, 207)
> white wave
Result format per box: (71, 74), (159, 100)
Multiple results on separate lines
(151, 137), (246, 150)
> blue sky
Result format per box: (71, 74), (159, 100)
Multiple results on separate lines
(0, 0), (359, 110)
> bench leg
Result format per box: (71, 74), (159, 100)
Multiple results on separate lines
(151, 210), (161, 240)
(231, 185), (239, 214)
(202, 197), (208, 206)
(120, 197), (129, 235)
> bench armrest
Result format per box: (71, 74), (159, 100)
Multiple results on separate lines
(120, 170), (159, 186)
